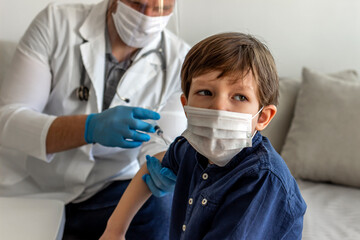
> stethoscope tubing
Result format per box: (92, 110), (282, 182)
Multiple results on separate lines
(78, 32), (167, 108)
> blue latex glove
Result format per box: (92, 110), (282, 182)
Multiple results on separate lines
(85, 106), (160, 148)
(142, 155), (177, 197)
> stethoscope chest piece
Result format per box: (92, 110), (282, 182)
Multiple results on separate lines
(77, 85), (89, 101)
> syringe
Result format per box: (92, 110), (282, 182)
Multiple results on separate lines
(113, 96), (169, 144)
(149, 120), (169, 145)
(145, 105), (170, 145)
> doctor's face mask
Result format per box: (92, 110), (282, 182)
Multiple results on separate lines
(182, 106), (263, 167)
(112, 0), (174, 48)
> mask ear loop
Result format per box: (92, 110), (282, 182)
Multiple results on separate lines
(251, 106), (264, 138)
(252, 106), (264, 119)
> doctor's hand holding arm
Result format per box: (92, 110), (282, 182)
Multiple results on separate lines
(143, 155), (177, 197)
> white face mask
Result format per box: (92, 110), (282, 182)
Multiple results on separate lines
(182, 106), (263, 167)
(112, 0), (172, 48)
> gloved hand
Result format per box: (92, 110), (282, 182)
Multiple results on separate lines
(85, 106), (160, 148)
(143, 155), (177, 197)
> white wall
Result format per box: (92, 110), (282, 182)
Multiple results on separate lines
(174, 0), (360, 78)
(0, 0), (100, 42)
(1, 0), (360, 78)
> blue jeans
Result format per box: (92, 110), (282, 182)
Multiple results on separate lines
(63, 180), (172, 240)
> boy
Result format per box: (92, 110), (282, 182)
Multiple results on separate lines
(101, 32), (307, 240)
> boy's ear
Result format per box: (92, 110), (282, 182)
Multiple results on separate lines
(180, 94), (187, 107)
(180, 94), (188, 117)
(255, 105), (277, 131)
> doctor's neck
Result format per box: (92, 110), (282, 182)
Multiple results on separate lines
(106, 1), (138, 62)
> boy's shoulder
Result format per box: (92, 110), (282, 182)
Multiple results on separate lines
(245, 133), (295, 190)
(162, 136), (198, 172)
(256, 134), (294, 187)
(247, 133), (307, 215)
(170, 136), (193, 153)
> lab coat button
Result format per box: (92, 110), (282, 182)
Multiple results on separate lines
(202, 173), (208, 180)
(201, 198), (208, 206)
(188, 198), (193, 205)
(182, 224), (186, 231)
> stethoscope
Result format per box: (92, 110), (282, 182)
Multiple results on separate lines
(77, 32), (167, 104)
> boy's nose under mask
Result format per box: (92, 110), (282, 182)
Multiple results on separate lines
(182, 106), (262, 167)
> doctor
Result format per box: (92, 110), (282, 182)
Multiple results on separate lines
(0, 0), (189, 239)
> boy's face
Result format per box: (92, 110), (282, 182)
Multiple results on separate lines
(181, 70), (266, 133)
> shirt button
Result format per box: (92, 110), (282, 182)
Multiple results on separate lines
(182, 224), (186, 231)
(201, 198), (208, 206)
(188, 198), (193, 205)
(202, 173), (208, 180)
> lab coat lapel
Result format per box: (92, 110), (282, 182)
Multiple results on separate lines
(80, 39), (105, 113)
(79, 0), (109, 112)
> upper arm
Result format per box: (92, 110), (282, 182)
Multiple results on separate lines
(18, 5), (53, 65)
(1, 6), (53, 110)
(0, 49), (52, 111)
(152, 151), (166, 162)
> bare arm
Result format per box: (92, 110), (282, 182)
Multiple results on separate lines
(101, 163), (152, 239)
(46, 115), (88, 153)
(100, 152), (166, 239)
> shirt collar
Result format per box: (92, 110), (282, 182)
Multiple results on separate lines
(105, 25), (139, 68)
(105, 25), (112, 55)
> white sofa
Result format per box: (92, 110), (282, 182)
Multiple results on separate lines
(262, 69), (360, 239)
(1, 39), (360, 239)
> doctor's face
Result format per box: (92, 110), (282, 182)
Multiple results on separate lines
(121, 0), (175, 16)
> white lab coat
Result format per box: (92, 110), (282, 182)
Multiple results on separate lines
(0, 0), (189, 203)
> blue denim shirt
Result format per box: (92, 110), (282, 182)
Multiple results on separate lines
(162, 132), (306, 240)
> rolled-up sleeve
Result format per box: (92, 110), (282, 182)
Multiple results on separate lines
(160, 136), (188, 176)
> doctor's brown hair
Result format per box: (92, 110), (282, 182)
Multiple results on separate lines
(181, 32), (279, 107)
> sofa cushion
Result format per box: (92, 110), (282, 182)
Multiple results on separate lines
(261, 77), (301, 153)
(281, 67), (360, 188)
(262, 68), (359, 154)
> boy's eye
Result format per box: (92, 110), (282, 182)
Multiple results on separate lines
(234, 95), (247, 101)
(197, 90), (212, 96)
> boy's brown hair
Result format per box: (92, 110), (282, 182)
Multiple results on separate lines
(181, 32), (279, 107)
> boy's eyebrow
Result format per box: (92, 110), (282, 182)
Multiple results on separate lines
(192, 72), (256, 92)
(193, 78), (254, 90)
(232, 84), (254, 91)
